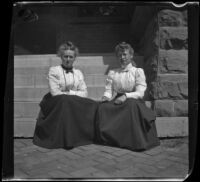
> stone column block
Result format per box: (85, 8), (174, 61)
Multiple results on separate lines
(155, 100), (175, 116)
(155, 99), (188, 117)
(158, 49), (188, 73)
(149, 74), (188, 100)
(158, 9), (187, 27)
(174, 100), (188, 116)
(159, 27), (188, 49)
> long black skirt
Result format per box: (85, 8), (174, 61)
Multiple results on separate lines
(33, 93), (99, 149)
(95, 98), (160, 151)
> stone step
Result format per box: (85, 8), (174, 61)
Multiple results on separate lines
(155, 117), (188, 138)
(14, 54), (144, 67)
(14, 101), (153, 118)
(14, 74), (107, 87)
(14, 65), (114, 76)
(14, 117), (188, 138)
(14, 86), (105, 101)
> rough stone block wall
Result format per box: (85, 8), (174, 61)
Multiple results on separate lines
(139, 8), (188, 117)
(155, 9), (188, 117)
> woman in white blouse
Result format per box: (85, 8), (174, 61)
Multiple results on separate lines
(33, 41), (98, 149)
(95, 42), (160, 151)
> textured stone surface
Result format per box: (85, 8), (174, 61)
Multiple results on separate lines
(149, 80), (188, 100)
(158, 9), (187, 27)
(152, 74), (188, 100)
(155, 117), (188, 137)
(177, 82), (188, 99)
(155, 100), (175, 117)
(155, 100), (188, 117)
(159, 27), (188, 49)
(158, 49), (188, 73)
(174, 100), (188, 116)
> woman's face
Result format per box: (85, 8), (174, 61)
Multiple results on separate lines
(61, 50), (76, 68)
(117, 49), (133, 68)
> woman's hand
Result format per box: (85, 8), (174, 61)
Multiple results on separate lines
(101, 96), (110, 102)
(114, 94), (127, 105)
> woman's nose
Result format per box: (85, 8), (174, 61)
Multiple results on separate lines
(121, 55), (125, 59)
(66, 56), (70, 61)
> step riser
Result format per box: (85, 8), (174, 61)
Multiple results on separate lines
(14, 117), (188, 138)
(14, 87), (106, 101)
(14, 66), (115, 75)
(14, 101), (153, 118)
(14, 55), (144, 67)
(14, 74), (107, 87)
(14, 102), (40, 118)
(155, 117), (188, 137)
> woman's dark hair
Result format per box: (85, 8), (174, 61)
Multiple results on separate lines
(57, 41), (79, 57)
(115, 42), (136, 67)
(115, 42), (134, 56)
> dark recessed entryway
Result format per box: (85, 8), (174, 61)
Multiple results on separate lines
(14, 4), (136, 55)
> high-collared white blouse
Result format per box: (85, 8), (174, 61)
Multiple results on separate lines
(47, 65), (88, 97)
(103, 63), (147, 100)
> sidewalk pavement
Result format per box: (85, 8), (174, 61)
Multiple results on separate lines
(14, 137), (189, 180)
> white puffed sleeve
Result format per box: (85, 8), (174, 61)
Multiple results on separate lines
(68, 70), (88, 98)
(103, 70), (114, 99)
(48, 67), (66, 96)
(125, 68), (147, 99)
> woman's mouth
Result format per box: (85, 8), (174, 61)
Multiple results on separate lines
(120, 60), (126, 64)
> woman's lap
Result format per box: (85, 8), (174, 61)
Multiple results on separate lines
(33, 93), (99, 149)
(33, 95), (160, 151)
(96, 98), (160, 150)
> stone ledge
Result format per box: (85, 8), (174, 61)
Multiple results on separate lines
(14, 117), (188, 138)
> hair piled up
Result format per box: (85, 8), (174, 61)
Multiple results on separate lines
(115, 42), (134, 56)
(57, 41), (79, 57)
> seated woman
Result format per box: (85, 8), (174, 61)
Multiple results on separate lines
(95, 42), (160, 151)
(33, 41), (98, 149)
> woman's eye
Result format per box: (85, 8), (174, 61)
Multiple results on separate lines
(64, 56), (73, 59)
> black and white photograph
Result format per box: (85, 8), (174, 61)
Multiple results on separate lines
(2, 1), (199, 181)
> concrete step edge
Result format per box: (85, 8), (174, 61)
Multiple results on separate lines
(14, 117), (188, 137)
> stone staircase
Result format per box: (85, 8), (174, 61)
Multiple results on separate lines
(14, 54), (188, 137)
